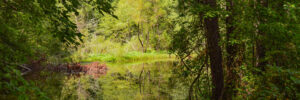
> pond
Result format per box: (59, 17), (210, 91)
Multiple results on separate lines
(27, 60), (190, 100)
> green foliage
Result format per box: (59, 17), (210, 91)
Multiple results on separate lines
(66, 0), (179, 68)
(81, 51), (173, 63)
(254, 66), (299, 99)
(0, 66), (49, 100)
(1, 0), (299, 99)
(85, 0), (176, 51)
(0, 0), (115, 98)
(68, 35), (174, 63)
(171, 0), (299, 99)
(236, 65), (300, 99)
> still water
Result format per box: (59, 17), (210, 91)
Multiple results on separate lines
(101, 60), (188, 100)
(30, 60), (189, 100)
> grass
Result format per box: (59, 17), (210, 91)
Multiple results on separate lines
(80, 51), (175, 63)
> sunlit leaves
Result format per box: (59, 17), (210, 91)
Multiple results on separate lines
(0, 0), (115, 99)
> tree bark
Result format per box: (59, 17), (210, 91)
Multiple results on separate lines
(156, 24), (160, 50)
(203, 0), (224, 99)
(224, 0), (239, 99)
(146, 29), (149, 52)
(138, 23), (145, 52)
(256, 0), (268, 72)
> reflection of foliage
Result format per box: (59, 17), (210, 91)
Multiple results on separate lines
(99, 61), (188, 99)
(61, 75), (104, 100)
(0, 0), (115, 99)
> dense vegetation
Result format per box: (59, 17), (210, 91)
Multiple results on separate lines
(171, 0), (299, 99)
(68, 0), (176, 63)
(0, 0), (299, 99)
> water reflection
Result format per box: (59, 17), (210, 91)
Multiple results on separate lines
(100, 61), (189, 100)
(28, 60), (189, 100)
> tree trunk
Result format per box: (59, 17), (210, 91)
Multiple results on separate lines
(203, 0), (224, 99)
(155, 24), (160, 50)
(146, 29), (150, 52)
(157, 24), (161, 50)
(256, 0), (268, 72)
(128, 19), (132, 38)
(224, 0), (238, 99)
(138, 23), (144, 52)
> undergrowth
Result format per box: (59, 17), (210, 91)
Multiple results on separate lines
(75, 51), (174, 63)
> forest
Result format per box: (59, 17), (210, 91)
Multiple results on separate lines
(0, 0), (299, 100)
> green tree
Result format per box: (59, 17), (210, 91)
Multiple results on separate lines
(0, 0), (115, 99)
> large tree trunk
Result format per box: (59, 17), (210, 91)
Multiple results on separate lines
(224, 0), (239, 99)
(256, 36), (266, 71)
(256, 0), (268, 72)
(203, 0), (224, 99)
